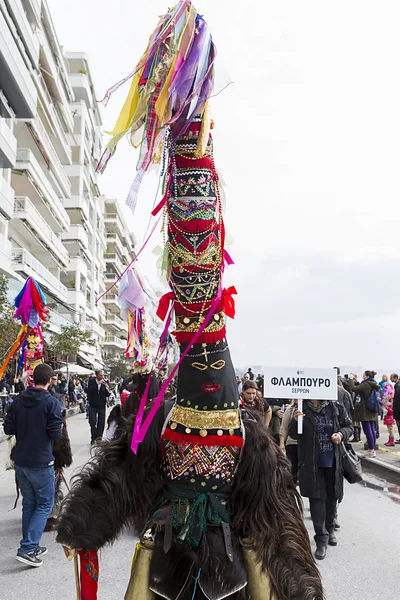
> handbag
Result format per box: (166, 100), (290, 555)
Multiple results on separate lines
(341, 442), (362, 484)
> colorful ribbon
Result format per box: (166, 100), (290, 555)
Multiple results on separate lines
(131, 285), (223, 454)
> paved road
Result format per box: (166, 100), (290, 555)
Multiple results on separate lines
(0, 413), (399, 599)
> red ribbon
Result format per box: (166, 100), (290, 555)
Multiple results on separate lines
(156, 292), (175, 321)
(79, 550), (99, 600)
(222, 286), (237, 319)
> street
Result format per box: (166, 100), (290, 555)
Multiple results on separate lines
(0, 413), (399, 600)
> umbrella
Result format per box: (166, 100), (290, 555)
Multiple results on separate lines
(58, 364), (93, 376)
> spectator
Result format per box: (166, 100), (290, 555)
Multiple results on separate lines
(0, 377), (11, 394)
(87, 370), (110, 444)
(382, 381), (395, 446)
(246, 367), (255, 381)
(240, 380), (272, 426)
(68, 378), (76, 408)
(14, 377), (25, 394)
(120, 368), (136, 393)
(48, 375), (66, 410)
(390, 373), (400, 444)
(349, 371), (380, 457)
(3, 363), (62, 567)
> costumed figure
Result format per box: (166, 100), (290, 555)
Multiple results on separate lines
(0, 277), (48, 385)
(56, 3), (324, 599)
(119, 266), (163, 410)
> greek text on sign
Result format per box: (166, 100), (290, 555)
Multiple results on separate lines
(263, 368), (338, 400)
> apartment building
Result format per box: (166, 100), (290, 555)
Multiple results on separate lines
(61, 52), (106, 368)
(0, 0), (107, 369)
(103, 198), (135, 361)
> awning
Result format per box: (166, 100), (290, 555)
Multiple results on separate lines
(77, 351), (104, 371)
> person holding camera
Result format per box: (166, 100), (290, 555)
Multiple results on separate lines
(87, 370), (110, 444)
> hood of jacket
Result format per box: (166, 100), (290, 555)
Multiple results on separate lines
(18, 387), (52, 408)
(365, 379), (381, 392)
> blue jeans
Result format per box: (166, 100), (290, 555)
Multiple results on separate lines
(15, 465), (55, 554)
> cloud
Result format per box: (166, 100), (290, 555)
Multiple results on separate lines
(47, 0), (400, 370)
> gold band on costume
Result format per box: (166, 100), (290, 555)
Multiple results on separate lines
(169, 405), (241, 430)
(125, 542), (155, 600)
(241, 538), (276, 600)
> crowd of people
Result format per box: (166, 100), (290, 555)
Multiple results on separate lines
(2, 362), (399, 571)
(235, 365), (400, 560)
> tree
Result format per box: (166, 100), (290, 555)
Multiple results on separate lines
(104, 355), (131, 381)
(0, 275), (22, 367)
(47, 324), (95, 370)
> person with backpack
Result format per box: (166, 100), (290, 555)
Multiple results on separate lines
(349, 370), (381, 458)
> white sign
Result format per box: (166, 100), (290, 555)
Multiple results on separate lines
(263, 367), (337, 401)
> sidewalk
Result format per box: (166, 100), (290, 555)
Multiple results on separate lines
(354, 438), (400, 485)
(0, 406), (80, 444)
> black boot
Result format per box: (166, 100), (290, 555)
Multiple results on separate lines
(334, 518), (340, 530)
(353, 426), (361, 443)
(315, 542), (327, 560)
(328, 530), (337, 546)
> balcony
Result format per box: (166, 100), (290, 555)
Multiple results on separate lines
(31, 117), (71, 197)
(104, 335), (126, 350)
(67, 289), (86, 310)
(0, 177), (15, 220)
(68, 255), (88, 278)
(0, 10), (37, 118)
(104, 313), (125, 332)
(13, 196), (69, 268)
(86, 320), (105, 338)
(4, 0), (40, 68)
(63, 195), (90, 221)
(104, 253), (125, 275)
(13, 149), (70, 232)
(47, 309), (74, 333)
(69, 73), (93, 110)
(38, 31), (74, 128)
(12, 248), (68, 303)
(0, 231), (15, 277)
(105, 212), (126, 240)
(34, 72), (72, 165)
(0, 118), (17, 168)
(62, 224), (89, 249)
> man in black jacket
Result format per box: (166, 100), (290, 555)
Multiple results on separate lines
(87, 370), (110, 443)
(3, 363), (62, 567)
(119, 368), (136, 393)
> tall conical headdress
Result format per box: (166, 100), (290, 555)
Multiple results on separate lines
(99, 0), (241, 540)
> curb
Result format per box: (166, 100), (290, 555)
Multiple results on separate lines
(0, 405), (82, 444)
(357, 451), (400, 486)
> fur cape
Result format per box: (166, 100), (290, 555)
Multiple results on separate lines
(56, 405), (323, 600)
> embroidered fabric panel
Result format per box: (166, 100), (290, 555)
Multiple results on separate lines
(162, 439), (241, 487)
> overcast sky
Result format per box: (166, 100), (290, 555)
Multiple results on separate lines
(48, 1), (400, 372)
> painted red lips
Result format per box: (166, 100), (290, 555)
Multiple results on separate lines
(201, 383), (221, 393)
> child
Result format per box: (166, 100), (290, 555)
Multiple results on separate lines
(383, 382), (396, 446)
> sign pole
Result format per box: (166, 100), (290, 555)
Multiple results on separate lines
(297, 399), (303, 435)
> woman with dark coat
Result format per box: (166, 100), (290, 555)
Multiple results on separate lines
(289, 399), (353, 561)
(349, 370), (380, 457)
